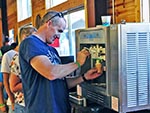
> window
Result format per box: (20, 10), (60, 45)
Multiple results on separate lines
(69, 10), (86, 56)
(17, 0), (32, 22)
(45, 0), (67, 9)
(140, 0), (150, 22)
(9, 29), (14, 44)
(54, 9), (85, 57)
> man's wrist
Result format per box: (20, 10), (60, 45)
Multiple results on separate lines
(81, 74), (88, 82)
(75, 61), (81, 68)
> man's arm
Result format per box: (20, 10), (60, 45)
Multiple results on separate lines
(3, 73), (15, 104)
(30, 49), (90, 80)
(31, 55), (79, 80)
(66, 68), (102, 89)
(10, 73), (22, 93)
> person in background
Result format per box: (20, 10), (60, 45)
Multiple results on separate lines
(9, 26), (37, 113)
(0, 56), (8, 113)
(0, 43), (16, 113)
(19, 10), (103, 113)
(1, 36), (11, 55)
(1, 43), (18, 113)
(3, 36), (10, 46)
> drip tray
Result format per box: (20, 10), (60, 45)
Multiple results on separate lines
(69, 92), (86, 106)
(91, 83), (106, 88)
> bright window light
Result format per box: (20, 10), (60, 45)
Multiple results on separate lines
(141, 0), (150, 22)
(17, 0), (32, 22)
(45, 0), (67, 9)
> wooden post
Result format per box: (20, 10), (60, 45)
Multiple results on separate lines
(135, 0), (141, 22)
(0, 9), (3, 47)
(84, 0), (96, 28)
(84, 0), (108, 28)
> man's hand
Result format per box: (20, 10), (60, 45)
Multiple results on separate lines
(11, 103), (15, 111)
(76, 48), (90, 66)
(84, 68), (103, 80)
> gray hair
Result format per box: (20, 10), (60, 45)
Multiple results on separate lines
(41, 11), (62, 26)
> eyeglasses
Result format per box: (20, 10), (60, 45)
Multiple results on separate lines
(46, 12), (64, 23)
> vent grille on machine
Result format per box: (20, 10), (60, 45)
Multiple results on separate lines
(86, 90), (104, 104)
(126, 32), (150, 107)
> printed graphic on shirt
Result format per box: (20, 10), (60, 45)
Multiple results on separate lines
(46, 50), (61, 64)
(10, 53), (25, 106)
(10, 54), (20, 76)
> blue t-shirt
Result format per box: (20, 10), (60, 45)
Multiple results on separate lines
(0, 72), (3, 82)
(19, 35), (71, 113)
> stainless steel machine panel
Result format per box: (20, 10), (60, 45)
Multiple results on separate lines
(118, 23), (150, 112)
(75, 23), (150, 113)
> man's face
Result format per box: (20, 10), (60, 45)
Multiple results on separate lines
(47, 18), (66, 44)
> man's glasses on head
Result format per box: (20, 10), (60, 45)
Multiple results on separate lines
(46, 12), (64, 23)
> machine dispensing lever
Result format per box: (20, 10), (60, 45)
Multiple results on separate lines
(83, 47), (96, 54)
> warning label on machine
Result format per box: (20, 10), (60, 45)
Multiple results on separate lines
(111, 96), (118, 112)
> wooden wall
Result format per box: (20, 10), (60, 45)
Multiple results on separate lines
(85, 0), (140, 27)
(7, 0), (17, 39)
(0, 0), (141, 47)
(5, 0), (85, 44)
(108, 0), (140, 23)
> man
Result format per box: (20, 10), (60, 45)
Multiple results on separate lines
(19, 11), (102, 113)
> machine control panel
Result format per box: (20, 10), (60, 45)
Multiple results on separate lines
(78, 29), (106, 43)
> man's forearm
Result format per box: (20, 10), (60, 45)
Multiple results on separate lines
(66, 76), (84, 89)
(3, 73), (15, 103)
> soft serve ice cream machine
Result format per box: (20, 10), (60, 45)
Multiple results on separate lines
(75, 23), (150, 113)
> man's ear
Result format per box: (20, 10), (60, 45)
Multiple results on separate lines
(47, 20), (52, 27)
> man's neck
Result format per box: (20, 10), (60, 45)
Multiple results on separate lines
(33, 33), (45, 43)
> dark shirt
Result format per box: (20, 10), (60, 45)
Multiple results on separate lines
(19, 35), (71, 113)
(1, 42), (18, 55)
(1, 45), (11, 55)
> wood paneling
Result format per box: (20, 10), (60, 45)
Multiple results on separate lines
(32, 0), (46, 16)
(31, 0), (46, 28)
(5, 0), (85, 39)
(49, 0), (84, 11)
(4, 0), (141, 40)
(108, 0), (140, 23)
(6, 0), (17, 41)
(7, 0), (17, 29)
(84, 0), (140, 27)
(85, 0), (108, 27)
(25, 0), (85, 27)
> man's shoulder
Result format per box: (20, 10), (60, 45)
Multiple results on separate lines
(21, 35), (39, 45)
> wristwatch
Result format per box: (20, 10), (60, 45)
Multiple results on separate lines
(82, 74), (88, 81)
